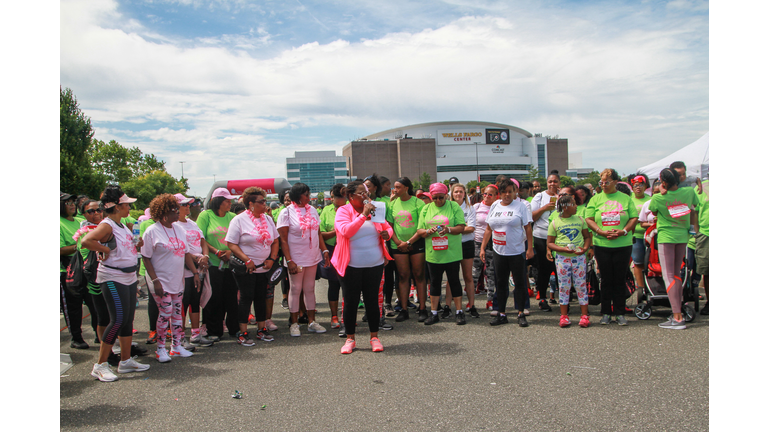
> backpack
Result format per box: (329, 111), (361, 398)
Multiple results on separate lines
(82, 249), (99, 284)
(64, 252), (87, 296)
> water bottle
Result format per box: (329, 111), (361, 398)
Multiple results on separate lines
(132, 223), (141, 246)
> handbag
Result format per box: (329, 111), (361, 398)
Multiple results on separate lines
(587, 258), (601, 305)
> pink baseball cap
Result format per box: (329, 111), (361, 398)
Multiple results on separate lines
(211, 188), (236, 199)
(174, 193), (194, 204)
(416, 191), (432, 200)
(104, 194), (137, 209)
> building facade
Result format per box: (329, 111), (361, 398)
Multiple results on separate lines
(343, 121), (568, 184)
(286, 151), (350, 193)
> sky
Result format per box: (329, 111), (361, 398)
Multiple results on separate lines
(59, 0), (709, 197)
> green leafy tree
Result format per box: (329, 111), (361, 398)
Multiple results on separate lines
(60, 87), (105, 196)
(526, 166), (539, 182)
(576, 171), (601, 188)
(414, 172), (432, 191)
(122, 170), (187, 210)
(466, 180), (490, 193)
(90, 139), (166, 185)
(559, 175), (574, 187)
(315, 191), (325, 203)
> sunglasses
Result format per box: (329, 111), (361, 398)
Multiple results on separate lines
(64, 200), (76, 205)
(180, 203), (189, 207)
(432, 195), (446, 200)
(254, 199), (266, 205)
(85, 208), (103, 214)
(169, 207), (180, 213)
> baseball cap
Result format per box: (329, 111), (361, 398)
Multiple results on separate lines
(211, 188), (236, 199)
(174, 193), (194, 204)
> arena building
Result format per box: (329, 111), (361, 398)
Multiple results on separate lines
(343, 121), (568, 185)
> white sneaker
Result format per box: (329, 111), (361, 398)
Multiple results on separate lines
(170, 345), (194, 357)
(190, 334), (214, 347)
(265, 319), (279, 331)
(156, 348), (172, 363)
(117, 356), (150, 373)
(290, 323), (301, 337)
(307, 321), (327, 333)
(91, 362), (118, 382)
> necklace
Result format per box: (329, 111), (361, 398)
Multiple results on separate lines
(161, 224), (185, 256)
(246, 210), (272, 247)
(293, 203), (318, 239)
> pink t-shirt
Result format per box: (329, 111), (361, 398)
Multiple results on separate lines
(473, 202), (492, 243)
(96, 217), (139, 286)
(174, 219), (203, 278)
(225, 212), (279, 273)
(277, 205), (322, 267)
(142, 223), (189, 294)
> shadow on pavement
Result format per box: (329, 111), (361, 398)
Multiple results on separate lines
(60, 404), (147, 428)
(382, 341), (464, 356)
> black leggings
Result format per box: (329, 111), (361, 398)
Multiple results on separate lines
(204, 267), (240, 337)
(339, 264), (385, 335)
(233, 272), (268, 324)
(383, 260), (398, 304)
(90, 287), (110, 327)
(493, 252), (528, 314)
(146, 275), (159, 331)
(593, 245), (633, 315)
(100, 280), (138, 345)
(59, 272), (97, 341)
(534, 237), (555, 298)
(427, 261), (462, 298)
(182, 276), (201, 314)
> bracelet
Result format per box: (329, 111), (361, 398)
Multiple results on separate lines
(406, 240), (411, 246)
(152, 278), (159, 282)
(246, 259), (253, 265)
(322, 250), (329, 254)
(286, 259), (293, 263)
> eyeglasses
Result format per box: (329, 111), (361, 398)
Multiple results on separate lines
(598, 180), (615, 186)
(64, 200), (76, 205)
(432, 195), (446, 200)
(180, 203), (189, 207)
(254, 199), (266, 205)
(85, 208), (103, 214)
(169, 207), (179, 213)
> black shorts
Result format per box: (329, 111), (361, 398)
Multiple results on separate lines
(389, 238), (426, 255)
(461, 240), (475, 260)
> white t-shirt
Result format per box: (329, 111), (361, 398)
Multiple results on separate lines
(348, 220), (386, 268)
(530, 191), (557, 239)
(174, 219), (203, 278)
(96, 217), (139, 286)
(473, 202), (492, 243)
(225, 212), (279, 274)
(638, 199), (656, 224)
(142, 223), (188, 294)
(459, 201), (476, 243)
(276, 204), (322, 267)
(485, 200), (532, 256)
(517, 197), (533, 222)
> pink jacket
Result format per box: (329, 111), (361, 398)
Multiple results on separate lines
(331, 204), (393, 277)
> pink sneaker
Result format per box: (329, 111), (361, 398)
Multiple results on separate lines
(579, 315), (590, 328)
(341, 338), (356, 354)
(559, 315), (571, 328)
(370, 337), (384, 352)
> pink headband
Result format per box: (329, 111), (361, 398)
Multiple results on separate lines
(429, 183), (449, 195)
(510, 179), (519, 189)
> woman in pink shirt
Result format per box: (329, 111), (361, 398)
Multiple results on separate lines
(332, 180), (394, 354)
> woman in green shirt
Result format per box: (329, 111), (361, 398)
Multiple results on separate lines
(585, 169), (639, 326)
(197, 188), (238, 340)
(649, 168), (699, 330)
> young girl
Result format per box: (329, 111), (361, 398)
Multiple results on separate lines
(546, 194), (592, 328)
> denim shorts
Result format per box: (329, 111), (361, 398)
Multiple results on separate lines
(631, 237), (646, 265)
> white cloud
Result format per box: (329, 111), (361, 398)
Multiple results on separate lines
(61, 0), (708, 194)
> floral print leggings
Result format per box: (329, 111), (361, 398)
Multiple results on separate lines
(554, 254), (588, 306)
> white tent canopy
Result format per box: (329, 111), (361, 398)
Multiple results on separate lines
(636, 132), (709, 182)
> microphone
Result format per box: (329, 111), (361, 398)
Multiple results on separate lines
(364, 199), (376, 217)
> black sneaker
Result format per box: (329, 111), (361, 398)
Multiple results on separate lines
(338, 324), (346, 338)
(518, 314), (529, 327)
(395, 309), (409, 322)
(456, 311), (466, 325)
(700, 302), (709, 316)
(379, 317), (393, 331)
(70, 339), (89, 350)
(384, 303), (396, 317)
(107, 351), (121, 367)
(539, 300), (552, 312)
(441, 305), (452, 319)
(281, 299), (289, 309)
(424, 313), (440, 325)
(418, 309), (429, 322)
(468, 306), (480, 318)
(549, 298), (557, 305)
(362, 314), (368, 322)
(130, 344), (148, 356)
(297, 313), (309, 324)
(94, 336), (100, 345)
(490, 315), (508, 326)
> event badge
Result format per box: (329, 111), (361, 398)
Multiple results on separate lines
(432, 236), (449, 250)
(667, 203), (691, 219)
(492, 231), (507, 246)
(601, 211), (621, 226)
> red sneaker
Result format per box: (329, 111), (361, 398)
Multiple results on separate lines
(536, 291), (541, 300)
(579, 315), (590, 328)
(341, 338), (356, 354)
(370, 337), (384, 352)
(146, 330), (158, 344)
(559, 315), (571, 328)
(486, 300), (493, 310)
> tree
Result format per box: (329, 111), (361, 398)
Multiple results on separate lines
(90, 139), (166, 185)
(576, 171), (601, 188)
(466, 180), (490, 193)
(60, 87), (105, 196)
(413, 172), (432, 191)
(559, 175), (574, 187)
(315, 191), (325, 203)
(526, 166), (539, 182)
(122, 170), (187, 210)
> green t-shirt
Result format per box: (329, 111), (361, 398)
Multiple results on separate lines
(585, 192), (638, 248)
(387, 196), (425, 248)
(121, 216), (138, 229)
(417, 201), (466, 264)
(649, 187), (699, 244)
(319, 205), (339, 247)
(138, 219), (156, 276)
(547, 214), (587, 258)
(60, 217), (80, 272)
(526, 196), (533, 203)
(272, 205), (286, 223)
(196, 210), (236, 267)
(74, 214), (86, 224)
(631, 195), (652, 238)
(698, 182), (709, 237)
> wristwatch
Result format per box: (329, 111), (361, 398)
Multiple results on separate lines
(621, 229), (628, 236)
(405, 240), (411, 246)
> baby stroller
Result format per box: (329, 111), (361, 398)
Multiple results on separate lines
(634, 224), (696, 322)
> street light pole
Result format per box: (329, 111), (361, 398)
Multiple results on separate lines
(180, 161), (185, 179)
(475, 142), (480, 185)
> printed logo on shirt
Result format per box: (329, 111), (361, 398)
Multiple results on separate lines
(165, 238), (186, 257)
(186, 229), (202, 247)
(491, 210), (515, 218)
(428, 215), (449, 228)
(599, 200), (625, 226)
(210, 226), (228, 242)
(122, 236), (138, 255)
(560, 228), (580, 241)
(395, 210), (414, 228)
(666, 201), (691, 219)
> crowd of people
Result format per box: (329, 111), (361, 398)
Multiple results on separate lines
(60, 161), (709, 382)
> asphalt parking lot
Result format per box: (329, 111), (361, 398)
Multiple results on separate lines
(60, 279), (708, 431)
